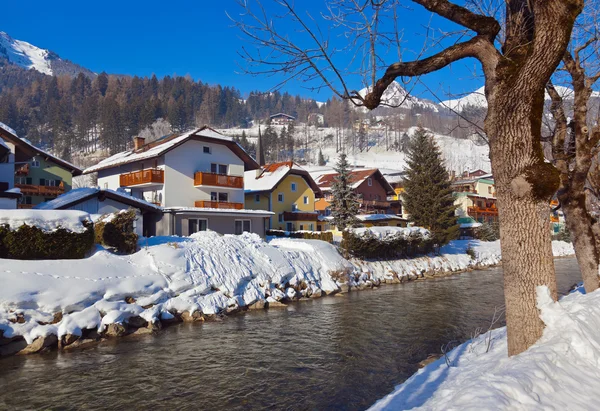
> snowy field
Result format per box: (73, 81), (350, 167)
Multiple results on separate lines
(0, 233), (574, 356)
(369, 285), (600, 411)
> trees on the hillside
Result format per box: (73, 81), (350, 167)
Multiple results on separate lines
(331, 153), (359, 230)
(318, 149), (326, 166)
(234, 0), (583, 355)
(403, 128), (459, 246)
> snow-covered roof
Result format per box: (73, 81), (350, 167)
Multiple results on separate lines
(163, 207), (274, 216)
(0, 137), (9, 152)
(0, 210), (91, 233)
(269, 113), (296, 120)
(84, 126), (259, 174)
(34, 187), (162, 212)
(0, 121), (17, 137)
(316, 168), (395, 194)
(357, 214), (406, 222)
(244, 161), (322, 196)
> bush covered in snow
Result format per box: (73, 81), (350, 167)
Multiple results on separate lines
(267, 229), (334, 243)
(94, 209), (138, 254)
(342, 226), (434, 259)
(0, 222), (94, 260)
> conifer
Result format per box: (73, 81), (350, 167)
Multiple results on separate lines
(331, 153), (359, 230)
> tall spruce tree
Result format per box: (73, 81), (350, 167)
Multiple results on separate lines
(331, 153), (359, 230)
(403, 127), (459, 246)
(317, 149), (326, 166)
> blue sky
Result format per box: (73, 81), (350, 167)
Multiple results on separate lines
(2, 0), (483, 102)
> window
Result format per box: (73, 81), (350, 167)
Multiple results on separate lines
(255, 194), (260, 203)
(188, 218), (208, 234)
(218, 192), (229, 202)
(309, 224), (314, 231)
(488, 186), (493, 194)
(292, 203), (298, 211)
(291, 182), (297, 192)
(299, 224), (304, 230)
(210, 163), (228, 175)
(277, 193), (284, 202)
(203, 146), (211, 154)
(104, 182), (108, 189)
(278, 213), (284, 223)
(235, 219), (251, 235)
(211, 192), (218, 201)
(15, 177), (32, 185)
(303, 196), (309, 205)
(219, 164), (227, 175)
(31, 158), (40, 168)
(286, 222), (294, 232)
(367, 178), (373, 186)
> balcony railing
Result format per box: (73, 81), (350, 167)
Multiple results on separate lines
(194, 172), (243, 189)
(194, 201), (244, 210)
(15, 164), (30, 176)
(17, 204), (35, 209)
(15, 183), (65, 197)
(359, 199), (391, 209)
(120, 169), (164, 187)
(283, 211), (319, 221)
(468, 206), (499, 216)
(550, 215), (560, 223)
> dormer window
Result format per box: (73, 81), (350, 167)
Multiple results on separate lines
(203, 146), (211, 154)
(367, 177), (373, 186)
(31, 158), (40, 168)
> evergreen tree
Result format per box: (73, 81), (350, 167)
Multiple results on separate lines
(475, 221), (499, 241)
(403, 127), (459, 246)
(331, 153), (359, 230)
(317, 149), (326, 166)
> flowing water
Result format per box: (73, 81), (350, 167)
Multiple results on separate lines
(0, 258), (581, 411)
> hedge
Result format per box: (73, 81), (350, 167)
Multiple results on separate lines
(94, 209), (139, 254)
(341, 229), (434, 260)
(266, 229), (334, 243)
(0, 222), (94, 260)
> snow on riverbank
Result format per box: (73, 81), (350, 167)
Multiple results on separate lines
(0, 234), (574, 356)
(369, 286), (600, 411)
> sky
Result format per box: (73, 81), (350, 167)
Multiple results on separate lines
(1, 0), (484, 102)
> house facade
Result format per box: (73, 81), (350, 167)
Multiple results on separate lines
(0, 122), (81, 209)
(269, 113), (295, 125)
(83, 127), (273, 237)
(244, 161), (322, 231)
(452, 176), (499, 224)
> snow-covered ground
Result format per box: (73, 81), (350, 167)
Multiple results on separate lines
(369, 285), (600, 411)
(0, 234), (574, 356)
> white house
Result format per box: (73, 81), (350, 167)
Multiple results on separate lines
(83, 126), (273, 237)
(0, 136), (21, 209)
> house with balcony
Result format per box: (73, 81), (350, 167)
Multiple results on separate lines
(0, 122), (81, 209)
(0, 137), (21, 209)
(244, 161), (323, 231)
(83, 126), (273, 237)
(452, 175), (498, 235)
(269, 113), (295, 125)
(314, 168), (398, 218)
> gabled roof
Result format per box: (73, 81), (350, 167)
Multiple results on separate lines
(83, 126), (260, 174)
(316, 168), (395, 195)
(269, 113), (295, 120)
(244, 161), (323, 197)
(34, 187), (162, 213)
(0, 122), (82, 176)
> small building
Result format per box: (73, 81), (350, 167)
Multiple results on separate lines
(244, 161), (322, 231)
(0, 137), (21, 209)
(269, 113), (296, 125)
(34, 187), (163, 237)
(452, 176), (498, 224)
(308, 113), (324, 126)
(314, 168), (398, 216)
(0, 122), (82, 209)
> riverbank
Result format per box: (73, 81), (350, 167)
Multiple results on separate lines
(0, 233), (574, 357)
(369, 285), (600, 410)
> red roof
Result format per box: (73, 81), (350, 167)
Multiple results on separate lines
(261, 161), (294, 175)
(317, 169), (378, 188)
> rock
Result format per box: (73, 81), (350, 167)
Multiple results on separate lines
(59, 334), (80, 349)
(8, 313), (25, 324)
(0, 331), (23, 347)
(266, 300), (287, 308)
(338, 283), (350, 294)
(392, 276), (402, 284)
(160, 312), (181, 325)
(180, 310), (204, 322)
(142, 304), (155, 309)
(131, 326), (153, 335)
(148, 320), (162, 332)
(0, 337), (28, 357)
(126, 316), (148, 329)
(248, 300), (266, 310)
(310, 289), (322, 299)
(104, 323), (127, 337)
(52, 312), (63, 324)
(418, 354), (442, 368)
(62, 338), (102, 351)
(125, 296), (136, 304)
(18, 334), (58, 355)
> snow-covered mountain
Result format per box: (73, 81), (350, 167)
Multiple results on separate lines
(0, 31), (95, 78)
(358, 81), (440, 112)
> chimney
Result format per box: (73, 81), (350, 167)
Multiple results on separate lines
(133, 136), (145, 150)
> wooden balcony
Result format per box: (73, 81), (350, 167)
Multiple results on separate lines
(468, 206), (499, 216)
(15, 183), (65, 197)
(120, 169), (164, 187)
(194, 201), (244, 210)
(15, 163), (30, 176)
(194, 172), (243, 189)
(283, 211), (319, 221)
(17, 204), (35, 209)
(550, 215), (560, 223)
(359, 199), (391, 209)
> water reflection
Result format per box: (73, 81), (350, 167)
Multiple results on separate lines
(0, 259), (581, 411)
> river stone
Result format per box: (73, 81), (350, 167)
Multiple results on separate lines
(105, 323), (127, 337)
(338, 283), (350, 294)
(125, 296), (136, 304)
(180, 310), (204, 322)
(18, 334), (58, 355)
(248, 300), (266, 310)
(148, 320), (162, 332)
(59, 334), (80, 348)
(266, 300), (287, 308)
(0, 337), (27, 356)
(62, 338), (102, 351)
(418, 354), (442, 368)
(126, 316), (148, 329)
(310, 289), (322, 299)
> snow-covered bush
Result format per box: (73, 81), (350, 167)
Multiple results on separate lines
(267, 229), (334, 243)
(342, 227), (434, 259)
(94, 209), (138, 254)
(0, 222), (94, 260)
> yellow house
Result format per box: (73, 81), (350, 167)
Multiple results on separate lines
(244, 161), (323, 231)
(452, 176), (498, 223)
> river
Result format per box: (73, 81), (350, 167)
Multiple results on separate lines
(0, 258), (581, 411)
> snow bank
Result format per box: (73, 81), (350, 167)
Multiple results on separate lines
(0, 210), (91, 233)
(369, 286), (600, 411)
(351, 226), (430, 240)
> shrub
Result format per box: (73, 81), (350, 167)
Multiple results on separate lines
(0, 222), (94, 260)
(341, 229), (435, 260)
(474, 222), (500, 241)
(95, 209), (138, 254)
(266, 229), (334, 243)
(552, 225), (572, 243)
(466, 244), (477, 260)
